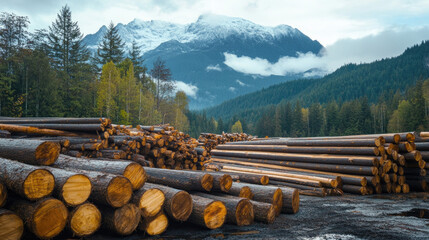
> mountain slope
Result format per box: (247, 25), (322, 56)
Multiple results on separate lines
(82, 14), (323, 109)
(206, 41), (429, 120)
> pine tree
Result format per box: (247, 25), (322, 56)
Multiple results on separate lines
(150, 57), (174, 110)
(98, 22), (124, 64)
(96, 61), (120, 119)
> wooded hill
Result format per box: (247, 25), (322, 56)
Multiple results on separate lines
(206, 41), (429, 120)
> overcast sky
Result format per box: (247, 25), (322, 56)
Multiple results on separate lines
(2, 0), (429, 46)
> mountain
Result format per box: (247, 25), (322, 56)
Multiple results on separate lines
(205, 41), (429, 120)
(82, 14), (323, 109)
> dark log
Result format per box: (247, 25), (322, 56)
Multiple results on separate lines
(188, 195), (227, 229)
(0, 158), (54, 201)
(216, 145), (380, 156)
(225, 138), (383, 147)
(54, 155), (146, 190)
(68, 203), (101, 237)
(194, 193), (254, 226)
(226, 183), (253, 199)
(132, 185), (165, 218)
(101, 203), (140, 236)
(415, 142), (429, 151)
(227, 172), (269, 185)
(144, 167), (213, 192)
(0, 117), (106, 125)
(211, 150), (379, 166)
(403, 151), (422, 161)
(9, 198), (68, 239)
(0, 208), (24, 240)
(0, 182), (6, 208)
(342, 185), (367, 195)
(144, 183), (193, 222)
(0, 130), (10, 138)
(269, 180), (327, 197)
(229, 182), (283, 216)
(0, 138), (60, 165)
(44, 167), (92, 206)
(19, 123), (103, 132)
(249, 200), (276, 223)
(138, 211), (168, 235)
(211, 156), (378, 176)
(202, 171), (232, 192)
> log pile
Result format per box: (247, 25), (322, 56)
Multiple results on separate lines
(205, 132), (428, 196)
(0, 120), (298, 239)
(198, 133), (254, 153)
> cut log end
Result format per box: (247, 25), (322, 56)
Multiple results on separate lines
(273, 188), (283, 216)
(32, 198), (68, 239)
(239, 186), (254, 199)
(139, 189), (165, 218)
(141, 211), (169, 235)
(203, 201), (227, 229)
(123, 163), (146, 190)
(62, 174), (92, 206)
(261, 176), (269, 185)
(291, 189), (300, 214)
(0, 209), (24, 240)
(112, 204), (140, 235)
(24, 169), (55, 200)
(220, 175), (233, 192)
(235, 199), (254, 226)
(170, 191), (193, 221)
(107, 176), (133, 208)
(70, 203), (101, 237)
(201, 174), (213, 191)
(35, 141), (60, 165)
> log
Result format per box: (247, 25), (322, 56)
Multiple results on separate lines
(194, 193), (254, 226)
(269, 180), (327, 197)
(144, 168), (213, 192)
(19, 123), (103, 132)
(249, 200), (276, 223)
(44, 167), (92, 206)
(0, 123), (79, 137)
(139, 211), (169, 235)
(211, 156), (378, 176)
(216, 145), (381, 156)
(0, 208), (24, 240)
(0, 117), (106, 125)
(277, 186), (299, 214)
(132, 185), (165, 218)
(54, 155), (146, 190)
(101, 203), (140, 236)
(56, 168), (132, 208)
(188, 195), (227, 229)
(0, 138), (60, 165)
(0, 158), (54, 201)
(68, 203), (101, 237)
(0, 182), (6, 208)
(342, 185), (367, 195)
(403, 151), (422, 162)
(227, 172), (269, 185)
(230, 182), (283, 216)
(415, 142), (429, 151)
(0, 130), (11, 138)
(204, 171), (232, 192)
(9, 198), (68, 239)
(227, 184), (253, 199)
(144, 183), (193, 221)
(211, 150), (379, 166)
(226, 138), (383, 147)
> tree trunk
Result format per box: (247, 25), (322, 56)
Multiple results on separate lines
(188, 194), (227, 229)
(54, 155), (145, 190)
(194, 193), (254, 226)
(9, 198), (68, 239)
(226, 184), (253, 199)
(144, 167), (213, 192)
(68, 203), (101, 237)
(101, 203), (140, 236)
(0, 158), (54, 201)
(144, 183), (193, 222)
(0, 208), (24, 240)
(132, 185), (165, 218)
(43, 167), (92, 206)
(0, 138), (60, 165)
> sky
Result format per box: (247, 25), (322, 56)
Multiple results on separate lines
(2, 0), (429, 81)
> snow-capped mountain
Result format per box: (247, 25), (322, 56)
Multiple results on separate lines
(83, 14), (323, 109)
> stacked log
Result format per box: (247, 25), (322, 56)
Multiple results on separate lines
(206, 132), (426, 195)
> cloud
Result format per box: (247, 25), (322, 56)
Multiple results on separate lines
(173, 81), (198, 98)
(224, 26), (429, 77)
(236, 79), (247, 86)
(228, 87), (236, 92)
(206, 64), (222, 72)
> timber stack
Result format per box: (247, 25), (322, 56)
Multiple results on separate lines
(198, 132), (254, 153)
(0, 117), (298, 239)
(205, 132), (429, 196)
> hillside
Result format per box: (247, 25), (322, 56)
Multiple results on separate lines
(82, 14), (323, 109)
(206, 41), (429, 120)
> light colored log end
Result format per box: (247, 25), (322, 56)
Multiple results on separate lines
(107, 176), (133, 208)
(24, 169), (55, 200)
(170, 191), (193, 221)
(139, 189), (165, 218)
(62, 174), (91, 206)
(235, 199), (254, 226)
(123, 163), (146, 190)
(204, 201), (226, 229)
(35, 141), (60, 165)
(0, 210), (24, 240)
(70, 203), (101, 237)
(32, 198), (68, 239)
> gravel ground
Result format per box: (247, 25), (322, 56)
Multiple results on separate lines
(91, 192), (429, 240)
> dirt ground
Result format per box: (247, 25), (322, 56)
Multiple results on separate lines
(92, 193), (429, 240)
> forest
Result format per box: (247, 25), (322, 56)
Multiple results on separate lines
(0, 6), (190, 132)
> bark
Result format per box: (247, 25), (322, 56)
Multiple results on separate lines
(0, 123), (79, 137)
(0, 138), (60, 165)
